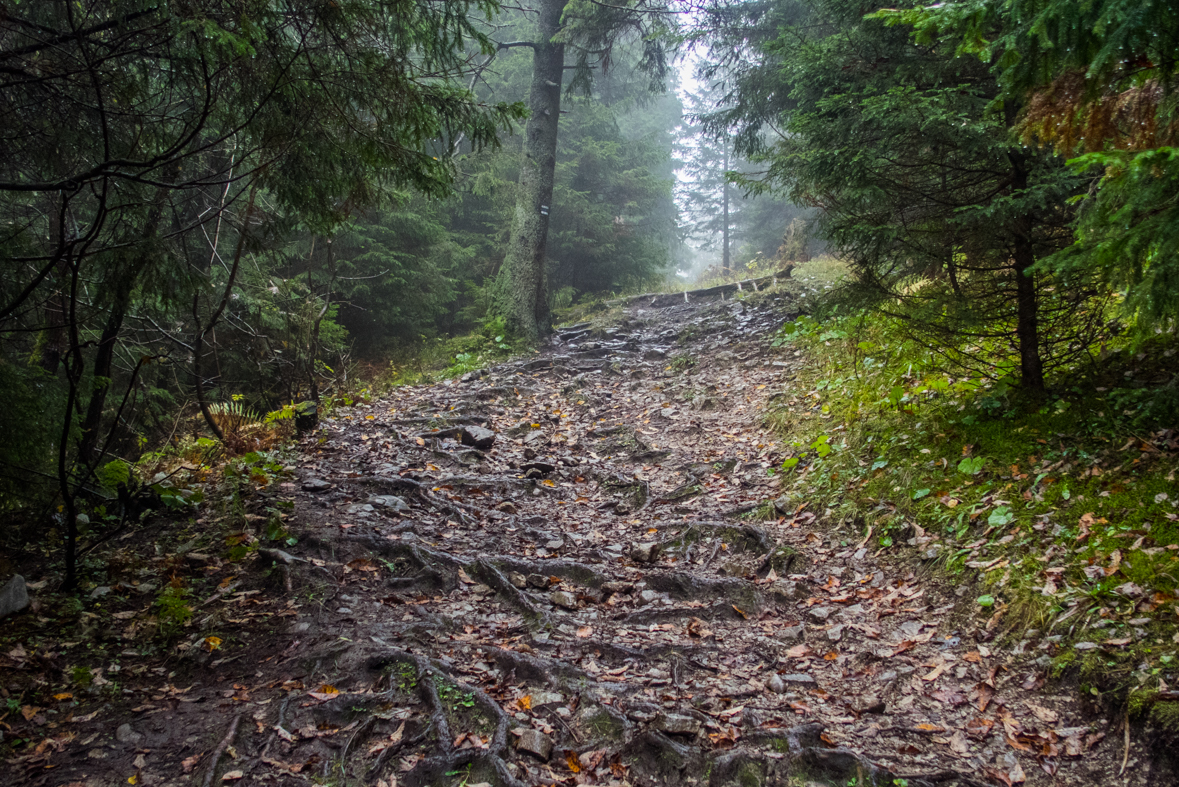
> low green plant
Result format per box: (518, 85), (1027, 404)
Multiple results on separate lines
(154, 584), (193, 639)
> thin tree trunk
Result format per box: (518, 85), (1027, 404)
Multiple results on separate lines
(722, 136), (731, 273)
(1010, 157), (1045, 392)
(499, 0), (566, 341)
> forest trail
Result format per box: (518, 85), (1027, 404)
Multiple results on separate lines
(7, 290), (1154, 787)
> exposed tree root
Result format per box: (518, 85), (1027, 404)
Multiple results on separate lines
(366, 649), (528, 787)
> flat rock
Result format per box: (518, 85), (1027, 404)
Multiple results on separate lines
(630, 542), (661, 563)
(827, 624), (845, 642)
(530, 691), (564, 707)
(655, 713), (701, 736)
(302, 478), (331, 493)
(550, 590), (578, 610)
(370, 495), (409, 512)
(515, 728), (553, 760)
(460, 425), (496, 450)
(778, 673), (816, 685)
(0, 575), (29, 620)
(808, 606), (833, 622)
(115, 723), (143, 745)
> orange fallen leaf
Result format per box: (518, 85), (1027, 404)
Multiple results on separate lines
(54, 692), (73, 701)
(576, 626), (593, 638)
(823, 651), (839, 660)
(566, 750), (582, 773)
(518, 695), (532, 711)
(732, 605), (748, 619)
(204, 636), (222, 651)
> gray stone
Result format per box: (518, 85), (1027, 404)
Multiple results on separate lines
(302, 478), (331, 492)
(827, 624), (845, 642)
(655, 713), (701, 736)
(1074, 642), (1098, 651)
(115, 723), (143, 746)
(460, 425), (497, 450)
(527, 574), (550, 589)
(808, 606), (833, 622)
(773, 495), (792, 515)
(602, 581), (633, 597)
(639, 590), (660, 604)
(509, 572), (528, 589)
(515, 729), (553, 760)
(0, 575), (29, 620)
(550, 590), (578, 610)
(530, 691), (564, 707)
(545, 539), (564, 551)
(767, 675), (786, 694)
(524, 430), (549, 446)
(630, 542), (661, 563)
(89, 585), (111, 599)
(778, 674), (816, 685)
(778, 624), (805, 642)
(370, 495), (409, 512)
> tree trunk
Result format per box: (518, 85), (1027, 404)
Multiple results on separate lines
(722, 136), (731, 273)
(1010, 157), (1045, 392)
(498, 0), (566, 342)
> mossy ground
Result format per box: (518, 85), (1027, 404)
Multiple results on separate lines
(766, 259), (1179, 709)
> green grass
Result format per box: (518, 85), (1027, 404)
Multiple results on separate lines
(764, 281), (1179, 682)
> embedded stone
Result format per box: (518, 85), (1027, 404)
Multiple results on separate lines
(459, 425), (496, 450)
(550, 590), (578, 610)
(655, 713), (701, 736)
(515, 728), (553, 760)
(630, 542), (661, 563)
(0, 575), (29, 620)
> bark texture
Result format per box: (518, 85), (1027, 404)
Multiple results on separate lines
(499, 0), (567, 342)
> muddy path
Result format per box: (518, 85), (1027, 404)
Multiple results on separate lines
(4, 289), (1159, 786)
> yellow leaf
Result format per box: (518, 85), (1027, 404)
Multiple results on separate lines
(567, 750), (582, 773)
(204, 636), (222, 651)
(54, 692), (73, 701)
(542, 479), (556, 487)
(317, 684), (339, 695)
(731, 605), (748, 620)
(129, 775), (138, 784)
(518, 695), (532, 710)
(365, 415), (375, 420)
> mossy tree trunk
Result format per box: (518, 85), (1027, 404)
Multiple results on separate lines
(498, 0), (567, 342)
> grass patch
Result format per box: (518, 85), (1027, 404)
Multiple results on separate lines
(763, 281), (1179, 683)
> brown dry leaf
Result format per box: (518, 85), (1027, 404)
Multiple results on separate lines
(21, 705), (40, 721)
(963, 650), (982, 663)
(948, 730), (970, 755)
(308, 684), (340, 701)
(1009, 759), (1026, 783)
(732, 605), (748, 620)
(922, 663), (948, 682)
(892, 640), (916, 656)
(785, 644), (811, 658)
(181, 755), (201, 773)
(221, 770), (244, 781)
(976, 682), (995, 713)
(1027, 704), (1058, 723)
(457, 568), (475, 585)
(576, 626), (593, 638)
(915, 723), (946, 733)
(966, 716), (995, 739)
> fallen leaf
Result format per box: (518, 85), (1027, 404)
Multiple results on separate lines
(732, 605), (748, 619)
(922, 663), (948, 682)
(576, 626), (593, 638)
(965, 716), (995, 739)
(518, 695), (532, 711)
(54, 693), (73, 701)
(1027, 704), (1058, 723)
(21, 705), (40, 720)
(221, 771), (244, 781)
(204, 636), (222, 651)
(785, 644), (811, 658)
(181, 755), (201, 773)
(566, 750), (582, 773)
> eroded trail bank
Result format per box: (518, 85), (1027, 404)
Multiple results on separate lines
(4, 289), (1161, 786)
